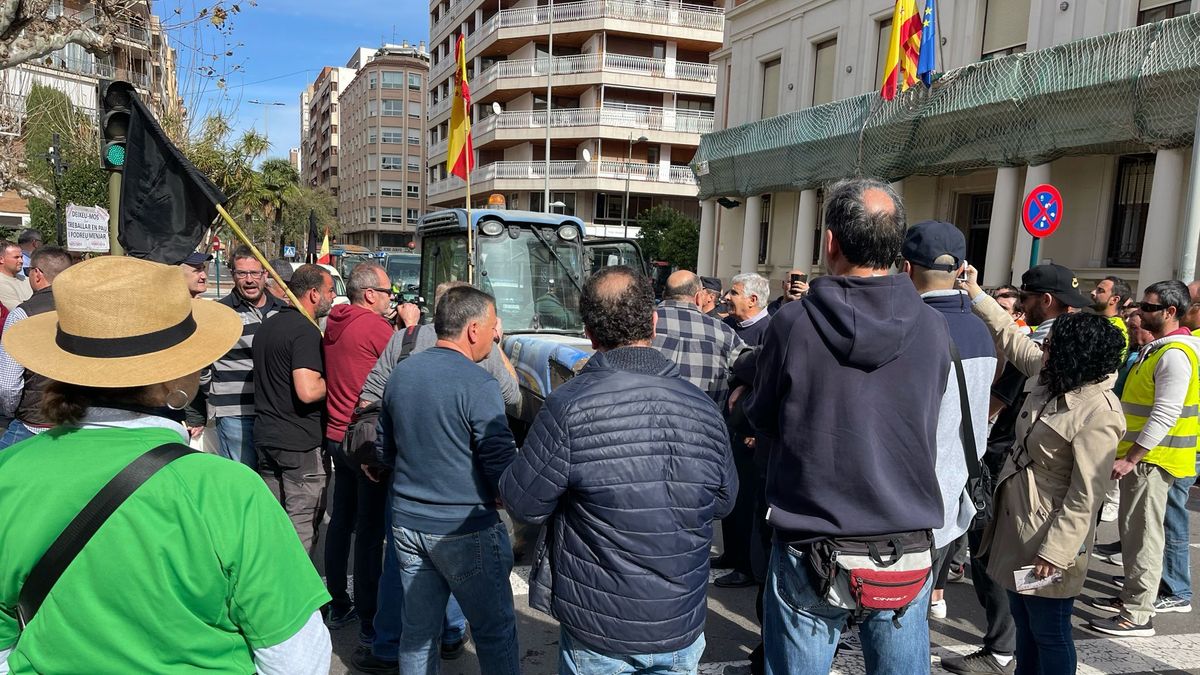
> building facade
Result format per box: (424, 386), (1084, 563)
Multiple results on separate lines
(424, 0), (725, 237)
(300, 65), (356, 198)
(701, 0), (1199, 294)
(337, 43), (431, 249)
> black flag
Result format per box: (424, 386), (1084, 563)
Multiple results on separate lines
(306, 209), (318, 264)
(119, 94), (226, 264)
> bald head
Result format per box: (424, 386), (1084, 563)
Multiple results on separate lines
(665, 270), (701, 302)
(824, 178), (906, 273)
(581, 266), (657, 351)
(1189, 280), (1200, 303)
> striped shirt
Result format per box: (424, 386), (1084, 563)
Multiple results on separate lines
(207, 291), (283, 419)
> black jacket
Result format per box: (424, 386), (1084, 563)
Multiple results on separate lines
(500, 347), (737, 654)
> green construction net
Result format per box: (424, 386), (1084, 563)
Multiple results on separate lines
(692, 12), (1200, 198)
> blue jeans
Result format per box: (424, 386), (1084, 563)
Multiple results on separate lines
(373, 506), (468, 661)
(392, 520), (519, 675)
(1161, 473), (1196, 601)
(559, 627), (705, 675)
(1006, 592), (1075, 675)
(0, 419), (38, 450)
(215, 415), (257, 467)
(763, 540), (932, 675)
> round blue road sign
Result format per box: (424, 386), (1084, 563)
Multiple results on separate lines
(1022, 184), (1063, 239)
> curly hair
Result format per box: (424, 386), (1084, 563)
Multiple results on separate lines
(580, 266), (655, 350)
(1039, 312), (1125, 397)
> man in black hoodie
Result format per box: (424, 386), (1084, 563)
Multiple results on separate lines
(746, 178), (950, 674)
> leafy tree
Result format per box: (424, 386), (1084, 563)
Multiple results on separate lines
(256, 157), (298, 255)
(280, 186), (338, 252)
(635, 205), (699, 271)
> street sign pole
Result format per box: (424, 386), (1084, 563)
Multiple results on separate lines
(1029, 238), (1040, 269)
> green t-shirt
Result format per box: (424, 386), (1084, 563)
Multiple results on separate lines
(0, 425), (329, 674)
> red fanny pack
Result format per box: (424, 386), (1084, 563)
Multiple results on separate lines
(801, 530), (933, 623)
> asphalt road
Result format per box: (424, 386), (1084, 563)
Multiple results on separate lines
(323, 485), (1200, 675)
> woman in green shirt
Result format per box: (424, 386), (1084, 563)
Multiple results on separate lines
(0, 256), (331, 674)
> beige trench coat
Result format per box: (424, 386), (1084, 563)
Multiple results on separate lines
(973, 296), (1126, 598)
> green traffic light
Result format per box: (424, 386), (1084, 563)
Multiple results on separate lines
(106, 144), (126, 167)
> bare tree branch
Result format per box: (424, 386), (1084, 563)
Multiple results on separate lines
(0, 21), (113, 70)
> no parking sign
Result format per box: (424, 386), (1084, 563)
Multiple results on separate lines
(1022, 184), (1063, 267)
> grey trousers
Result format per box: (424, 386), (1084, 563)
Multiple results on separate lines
(1118, 462), (1175, 624)
(259, 445), (331, 555)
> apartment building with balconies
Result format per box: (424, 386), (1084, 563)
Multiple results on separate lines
(301, 65), (357, 198)
(425, 0), (725, 236)
(337, 43), (431, 249)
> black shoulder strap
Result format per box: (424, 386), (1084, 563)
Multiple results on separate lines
(16, 442), (195, 630)
(950, 342), (981, 481)
(398, 324), (420, 360)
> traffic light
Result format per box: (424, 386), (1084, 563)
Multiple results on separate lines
(97, 80), (135, 171)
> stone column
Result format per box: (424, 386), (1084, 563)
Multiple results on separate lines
(697, 199), (717, 277)
(740, 196), (763, 274)
(792, 189), (818, 272)
(1010, 163), (1051, 282)
(1138, 148), (1187, 290)
(982, 166), (1021, 287)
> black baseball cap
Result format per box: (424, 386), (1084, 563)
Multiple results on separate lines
(1021, 263), (1088, 308)
(901, 220), (966, 271)
(701, 276), (722, 294)
(181, 252), (213, 267)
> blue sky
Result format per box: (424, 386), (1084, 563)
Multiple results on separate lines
(181, 0), (429, 161)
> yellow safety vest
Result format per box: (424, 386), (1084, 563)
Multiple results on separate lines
(1118, 341), (1200, 478)
(1108, 315), (1129, 360)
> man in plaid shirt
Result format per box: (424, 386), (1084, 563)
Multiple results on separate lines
(653, 270), (746, 404)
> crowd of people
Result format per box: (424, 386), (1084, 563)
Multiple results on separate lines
(0, 175), (1195, 675)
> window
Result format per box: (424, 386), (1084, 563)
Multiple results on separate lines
(368, 180), (377, 196)
(368, 154), (378, 170)
(408, 129), (421, 145)
(758, 195), (772, 265)
(369, 206), (377, 222)
(367, 100), (378, 117)
(368, 128), (377, 144)
(407, 184), (420, 197)
(380, 207), (404, 223)
(407, 157), (420, 171)
(409, 72), (422, 89)
(1138, 0), (1191, 24)
(594, 193), (650, 224)
(381, 180), (403, 197)
(646, 146), (660, 167)
(368, 72), (377, 89)
(812, 38), (837, 107)
(1106, 154), (1155, 267)
(382, 99), (404, 116)
(408, 101), (423, 118)
(981, 0), (1029, 60)
(407, 208), (420, 223)
(529, 191), (577, 215)
(381, 127), (404, 143)
(382, 71), (405, 89)
(381, 155), (404, 170)
(760, 58), (781, 119)
(875, 19), (893, 89)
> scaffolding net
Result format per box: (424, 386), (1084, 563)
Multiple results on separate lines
(692, 12), (1200, 199)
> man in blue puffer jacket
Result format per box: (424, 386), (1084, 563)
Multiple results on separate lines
(500, 266), (738, 675)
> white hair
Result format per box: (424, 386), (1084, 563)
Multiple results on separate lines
(732, 272), (770, 309)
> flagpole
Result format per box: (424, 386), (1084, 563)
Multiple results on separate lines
(466, 170), (474, 285)
(215, 203), (319, 329)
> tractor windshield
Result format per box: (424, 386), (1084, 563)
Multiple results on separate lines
(478, 229), (583, 334)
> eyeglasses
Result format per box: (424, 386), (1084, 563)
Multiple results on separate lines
(366, 287), (395, 297)
(232, 270), (265, 279)
(1138, 302), (1167, 313)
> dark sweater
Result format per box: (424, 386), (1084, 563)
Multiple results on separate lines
(724, 310), (771, 347)
(378, 346), (516, 535)
(745, 274), (950, 543)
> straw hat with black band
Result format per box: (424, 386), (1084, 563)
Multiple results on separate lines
(3, 256), (242, 389)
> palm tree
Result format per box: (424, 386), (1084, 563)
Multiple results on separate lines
(257, 158), (300, 256)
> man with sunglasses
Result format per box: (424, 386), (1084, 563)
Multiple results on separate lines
(321, 262), (398, 639)
(211, 245), (284, 466)
(1090, 280), (1200, 636)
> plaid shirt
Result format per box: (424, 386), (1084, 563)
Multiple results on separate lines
(653, 300), (746, 402)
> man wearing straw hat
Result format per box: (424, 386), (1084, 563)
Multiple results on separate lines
(0, 256), (332, 673)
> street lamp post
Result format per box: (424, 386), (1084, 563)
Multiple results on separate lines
(248, 99), (286, 150)
(543, 0), (554, 212)
(622, 134), (648, 238)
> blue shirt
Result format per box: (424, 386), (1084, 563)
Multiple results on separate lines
(378, 346), (516, 535)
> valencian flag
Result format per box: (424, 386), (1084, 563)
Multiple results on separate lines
(880, 0), (923, 100)
(447, 34), (474, 180)
(316, 229), (331, 265)
(119, 92), (225, 264)
(918, 0), (938, 85)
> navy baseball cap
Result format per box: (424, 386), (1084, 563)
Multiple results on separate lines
(901, 220), (966, 271)
(181, 252), (212, 267)
(701, 276), (722, 294)
(1021, 264), (1087, 308)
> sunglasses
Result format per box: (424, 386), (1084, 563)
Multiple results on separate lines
(367, 287), (395, 297)
(1138, 302), (1168, 313)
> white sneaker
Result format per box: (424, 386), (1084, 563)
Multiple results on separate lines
(1100, 502), (1119, 522)
(930, 598), (948, 619)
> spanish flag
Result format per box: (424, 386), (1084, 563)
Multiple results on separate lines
(881, 0), (923, 100)
(447, 34), (474, 180)
(316, 228), (330, 265)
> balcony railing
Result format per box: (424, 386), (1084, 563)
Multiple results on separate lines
(437, 0), (723, 78)
(471, 103), (714, 136)
(430, 0), (469, 38)
(117, 21), (151, 44)
(470, 53), (717, 91)
(429, 96), (451, 119)
(428, 159), (697, 196)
